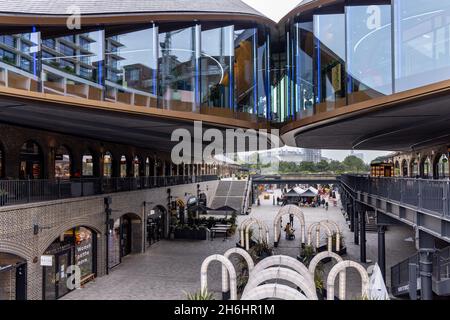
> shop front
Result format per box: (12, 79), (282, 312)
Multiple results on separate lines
(42, 226), (97, 300)
(147, 208), (166, 246)
(108, 213), (142, 270)
(0, 253), (26, 300)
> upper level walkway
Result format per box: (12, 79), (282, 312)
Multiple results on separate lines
(339, 175), (450, 242)
(251, 174), (338, 185)
(0, 175), (217, 208)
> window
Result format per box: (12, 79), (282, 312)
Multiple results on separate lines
(20, 57), (31, 71)
(0, 144), (4, 178)
(59, 43), (75, 57)
(42, 39), (56, 49)
(0, 49), (16, 65)
(0, 35), (16, 47)
(55, 146), (71, 179)
(82, 153), (94, 176)
(120, 155), (127, 178)
(103, 152), (113, 178)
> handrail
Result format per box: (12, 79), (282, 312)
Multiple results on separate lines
(0, 175), (218, 207)
(338, 175), (450, 218)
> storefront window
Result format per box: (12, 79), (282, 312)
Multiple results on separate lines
(133, 156), (140, 177)
(82, 153), (93, 176)
(346, 2), (393, 104)
(42, 227), (96, 300)
(200, 25), (234, 109)
(120, 155), (127, 178)
(159, 26), (196, 112)
(437, 154), (450, 179)
(55, 146), (71, 179)
(411, 159), (419, 177)
(394, 0), (450, 92)
(105, 26), (157, 106)
(19, 141), (42, 179)
(103, 152), (113, 178)
(145, 157), (150, 177)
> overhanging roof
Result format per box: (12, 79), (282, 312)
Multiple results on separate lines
(0, 0), (265, 17)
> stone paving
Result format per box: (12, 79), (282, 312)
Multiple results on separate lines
(63, 190), (417, 300)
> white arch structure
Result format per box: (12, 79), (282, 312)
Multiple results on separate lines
(307, 221), (333, 252)
(245, 219), (270, 250)
(323, 220), (342, 252)
(241, 284), (308, 300)
(273, 205), (306, 246)
(326, 260), (370, 300)
(222, 248), (255, 297)
(250, 255), (314, 285)
(239, 218), (256, 248)
(243, 267), (318, 300)
(200, 254), (237, 300)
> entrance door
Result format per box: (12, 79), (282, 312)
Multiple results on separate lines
(15, 263), (27, 300)
(121, 217), (132, 257)
(43, 250), (72, 300)
(56, 250), (71, 298)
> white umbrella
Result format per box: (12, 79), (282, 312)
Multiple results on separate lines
(368, 263), (390, 300)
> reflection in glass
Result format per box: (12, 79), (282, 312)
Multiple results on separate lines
(103, 152), (113, 178)
(234, 28), (257, 114)
(314, 13), (346, 113)
(200, 26), (234, 109)
(82, 153), (93, 176)
(105, 27), (157, 106)
(294, 21), (315, 119)
(346, 3), (392, 104)
(159, 27), (196, 112)
(394, 0), (450, 92)
(55, 146), (71, 179)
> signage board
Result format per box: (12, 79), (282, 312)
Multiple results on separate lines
(40, 255), (53, 267)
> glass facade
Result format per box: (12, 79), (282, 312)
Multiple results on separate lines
(1, 3), (450, 124)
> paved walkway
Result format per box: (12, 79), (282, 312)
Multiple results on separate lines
(63, 190), (417, 300)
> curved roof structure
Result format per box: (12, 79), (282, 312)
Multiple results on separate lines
(0, 0), (264, 16)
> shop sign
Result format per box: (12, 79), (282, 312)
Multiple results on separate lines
(40, 255), (53, 267)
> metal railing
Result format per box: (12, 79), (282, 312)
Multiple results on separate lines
(391, 247), (450, 296)
(0, 175), (218, 207)
(339, 175), (450, 218)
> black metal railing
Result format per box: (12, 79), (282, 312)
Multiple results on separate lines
(391, 247), (450, 296)
(0, 175), (217, 207)
(339, 175), (450, 218)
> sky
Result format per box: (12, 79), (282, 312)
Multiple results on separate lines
(242, 0), (300, 22)
(243, 0), (392, 163)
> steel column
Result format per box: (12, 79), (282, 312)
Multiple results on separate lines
(378, 225), (386, 281)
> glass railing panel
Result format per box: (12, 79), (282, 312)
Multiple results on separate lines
(394, 0), (450, 92)
(346, 2), (393, 105)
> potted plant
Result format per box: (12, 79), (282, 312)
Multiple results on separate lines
(298, 244), (315, 265)
(0, 189), (8, 206)
(185, 288), (215, 300)
(249, 241), (273, 261)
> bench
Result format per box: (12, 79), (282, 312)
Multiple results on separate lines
(80, 273), (95, 286)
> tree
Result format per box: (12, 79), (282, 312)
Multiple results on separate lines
(342, 156), (368, 173)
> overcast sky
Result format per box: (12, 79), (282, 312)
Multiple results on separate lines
(243, 0), (392, 163)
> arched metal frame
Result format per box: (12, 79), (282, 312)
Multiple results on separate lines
(244, 219), (270, 250)
(273, 205), (306, 246)
(326, 260), (370, 301)
(200, 254), (237, 300)
(307, 221), (333, 253)
(222, 248), (254, 296)
(241, 283), (307, 300)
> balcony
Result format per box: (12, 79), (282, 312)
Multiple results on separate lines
(0, 175), (217, 207)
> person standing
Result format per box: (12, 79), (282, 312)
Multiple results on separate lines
(289, 213), (294, 227)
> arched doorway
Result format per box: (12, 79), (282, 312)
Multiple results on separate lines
(54, 146), (71, 179)
(133, 156), (140, 178)
(19, 141), (43, 179)
(0, 142), (4, 178)
(108, 213), (142, 267)
(145, 157), (150, 177)
(410, 158), (419, 178)
(435, 154), (449, 179)
(120, 155), (128, 178)
(81, 151), (94, 177)
(421, 157), (431, 179)
(103, 151), (113, 178)
(394, 161), (400, 177)
(42, 226), (97, 300)
(0, 252), (27, 300)
(401, 160), (408, 177)
(147, 206), (167, 246)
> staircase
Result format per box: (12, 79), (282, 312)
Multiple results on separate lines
(365, 211), (378, 232)
(210, 180), (248, 214)
(391, 246), (450, 298)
